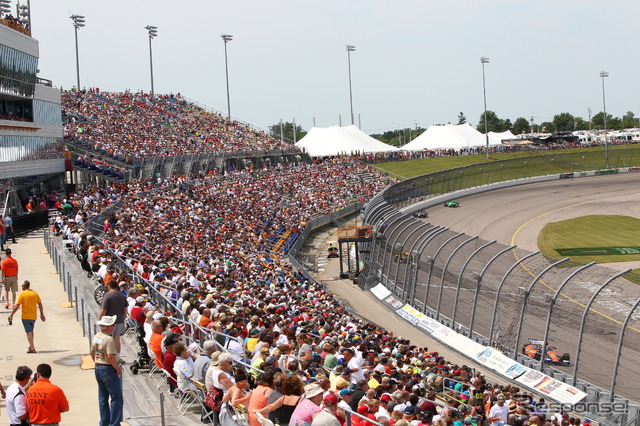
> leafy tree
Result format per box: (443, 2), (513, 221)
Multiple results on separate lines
(540, 122), (555, 133)
(512, 117), (530, 134)
(608, 116), (622, 130)
(503, 118), (512, 131)
(457, 112), (467, 125)
(591, 112), (619, 130)
(268, 121), (307, 143)
(553, 112), (575, 132)
(574, 117), (590, 131)
(476, 110), (505, 133)
(621, 111), (639, 129)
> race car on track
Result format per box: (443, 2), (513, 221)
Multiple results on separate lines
(522, 339), (570, 365)
(393, 252), (414, 264)
(413, 210), (428, 218)
(444, 200), (459, 208)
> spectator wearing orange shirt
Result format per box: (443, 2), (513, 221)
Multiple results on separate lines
(198, 308), (213, 328)
(27, 363), (69, 425)
(148, 320), (165, 368)
(2, 247), (19, 308)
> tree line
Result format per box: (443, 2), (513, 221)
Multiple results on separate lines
(476, 110), (639, 135)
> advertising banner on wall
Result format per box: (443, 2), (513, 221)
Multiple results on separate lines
(369, 284), (587, 404)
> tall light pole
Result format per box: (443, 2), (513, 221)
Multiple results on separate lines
(0, 0), (11, 19)
(481, 57), (490, 158)
(221, 34), (233, 119)
(600, 71), (609, 168)
(70, 14), (85, 90)
(145, 25), (158, 97)
(346, 45), (356, 126)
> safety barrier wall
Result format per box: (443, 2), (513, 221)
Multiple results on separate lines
(361, 149), (640, 425)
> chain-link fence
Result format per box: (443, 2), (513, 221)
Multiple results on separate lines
(360, 149), (640, 425)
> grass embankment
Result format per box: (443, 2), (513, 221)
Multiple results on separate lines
(538, 215), (640, 283)
(374, 145), (639, 179)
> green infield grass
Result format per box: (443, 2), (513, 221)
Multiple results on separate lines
(374, 145), (639, 179)
(537, 215), (640, 283)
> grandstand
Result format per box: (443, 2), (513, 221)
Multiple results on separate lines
(63, 89), (306, 184)
(0, 17), (65, 204)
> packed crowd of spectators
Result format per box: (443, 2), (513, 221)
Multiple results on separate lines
(43, 154), (593, 425)
(63, 89), (294, 162)
(73, 155), (128, 180)
(0, 14), (29, 35)
(0, 111), (32, 122)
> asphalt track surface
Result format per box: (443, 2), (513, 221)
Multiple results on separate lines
(369, 173), (640, 402)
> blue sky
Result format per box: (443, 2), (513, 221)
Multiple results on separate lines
(29, 0), (640, 134)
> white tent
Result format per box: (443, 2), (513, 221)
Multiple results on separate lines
(488, 130), (516, 145)
(295, 125), (398, 157)
(401, 123), (487, 151)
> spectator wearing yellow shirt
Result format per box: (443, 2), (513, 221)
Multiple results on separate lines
(246, 328), (260, 353)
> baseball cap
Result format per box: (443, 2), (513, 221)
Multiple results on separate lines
(324, 393), (339, 406)
(341, 368), (352, 375)
(404, 406), (416, 416)
(339, 388), (353, 396)
(497, 394), (505, 402)
(164, 332), (180, 347)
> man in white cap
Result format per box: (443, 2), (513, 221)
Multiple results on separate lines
(91, 315), (123, 426)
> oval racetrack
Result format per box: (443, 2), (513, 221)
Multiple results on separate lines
(426, 173), (640, 271)
(413, 172), (640, 401)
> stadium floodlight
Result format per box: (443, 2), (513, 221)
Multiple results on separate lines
(18, 4), (27, 23)
(481, 57), (490, 158)
(346, 45), (356, 126)
(0, 0), (11, 16)
(600, 71), (609, 168)
(18, 1), (31, 35)
(70, 14), (86, 90)
(145, 25), (158, 97)
(221, 34), (233, 119)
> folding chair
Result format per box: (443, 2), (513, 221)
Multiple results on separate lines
(159, 368), (174, 391)
(173, 368), (198, 414)
(232, 403), (251, 426)
(255, 412), (275, 426)
(153, 367), (168, 390)
(147, 350), (162, 378)
(124, 317), (138, 340)
(191, 378), (216, 424)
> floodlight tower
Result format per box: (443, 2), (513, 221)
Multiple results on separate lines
(221, 34), (233, 119)
(481, 57), (490, 158)
(600, 71), (609, 168)
(70, 14), (86, 90)
(145, 25), (158, 97)
(346, 44), (356, 126)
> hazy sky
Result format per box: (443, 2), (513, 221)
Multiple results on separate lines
(28, 0), (640, 135)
